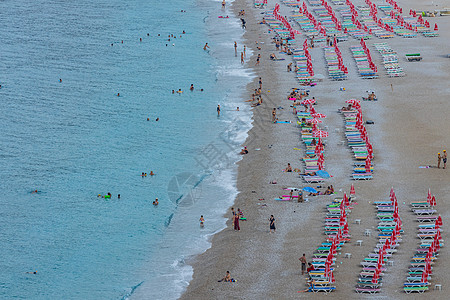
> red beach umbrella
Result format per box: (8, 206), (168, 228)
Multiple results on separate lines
(313, 130), (328, 138)
(365, 157), (371, 172)
(301, 98), (316, 105)
(430, 196), (436, 206)
(310, 118), (322, 124)
(437, 215), (443, 226)
(345, 99), (360, 107)
(344, 193), (349, 206)
(421, 270), (428, 283)
(311, 113), (326, 118)
(350, 184), (355, 195)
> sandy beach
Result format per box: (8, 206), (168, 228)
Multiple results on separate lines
(181, 0), (450, 299)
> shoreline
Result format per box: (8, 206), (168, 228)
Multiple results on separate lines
(181, 0), (450, 299)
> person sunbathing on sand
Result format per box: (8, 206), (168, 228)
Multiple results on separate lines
(340, 104), (352, 111)
(286, 163), (293, 172)
(270, 53), (277, 60)
(324, 186), (333, 195)
(218, 271), (234, 282)
(368, 92), (377, 101)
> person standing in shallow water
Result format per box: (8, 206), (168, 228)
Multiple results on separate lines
(269, 215), (276, 233)
(217, 104), (221, 116)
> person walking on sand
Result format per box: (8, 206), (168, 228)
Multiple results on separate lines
(437, 152), (442, 168)
(272, 108), (276, 122)
(259, 77), (262, 89)
(243, 45), (246, 57)
(234, 41), (237, 56)
(222, 0), (226, 8)
(443, 150), (447, 169)
(241, 52), (244, 64)
(299, 254), (307, 275)
(217, 104), (221, 116)
(269, 215), (276, 233)
(255, 54), (260, 66)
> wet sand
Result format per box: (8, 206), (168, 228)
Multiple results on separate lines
(181, 0), (450, 299)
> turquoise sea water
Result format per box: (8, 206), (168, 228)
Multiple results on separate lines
(0, 0), (253, 299)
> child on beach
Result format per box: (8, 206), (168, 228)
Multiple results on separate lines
(443, 150), (447, 169)
(199, 215), (205, 227)
(437, 152), (441, 168)
(299, 254), (307, 275)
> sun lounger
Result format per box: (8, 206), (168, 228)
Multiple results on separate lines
(355, 287), (380, 294)
(403, 286), (428, 293)
(311, 285), (336, 293)
(405, 53), (422, 61)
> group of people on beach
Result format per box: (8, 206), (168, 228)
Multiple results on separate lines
(231, 207), (245, 231)
(437, 150), (447, 169)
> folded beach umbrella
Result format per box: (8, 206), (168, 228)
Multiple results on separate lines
(343, 193), (349, 206)
(437, 215), (443, 226)
(430, 196), (436, 207)
(350, 184), (355, 195)
(421, 270), (428, 283)
(365, 157), (371, 172)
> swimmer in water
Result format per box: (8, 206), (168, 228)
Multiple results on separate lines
(150, 171), (155, 176)
(26, 271), (37, 274)
(117, 93), (120, 97)
(203, 43), (209, 50)
(237, 107), (239, 111)
(59, 79), (62, 83)
(200, 88), (204, 91)
(140, 38), (142, 42)
(118, 194), (120, 199)
(172, 90), (175, 94)
(156, 118), (159, 121)
(147, 118), (150, 121)
(199, 215), (205, 226)
(177, 89), (183, 93)
(31, 189), (38, 194)
(190, 84), (194, 91)
(153, 198), (159, 206)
